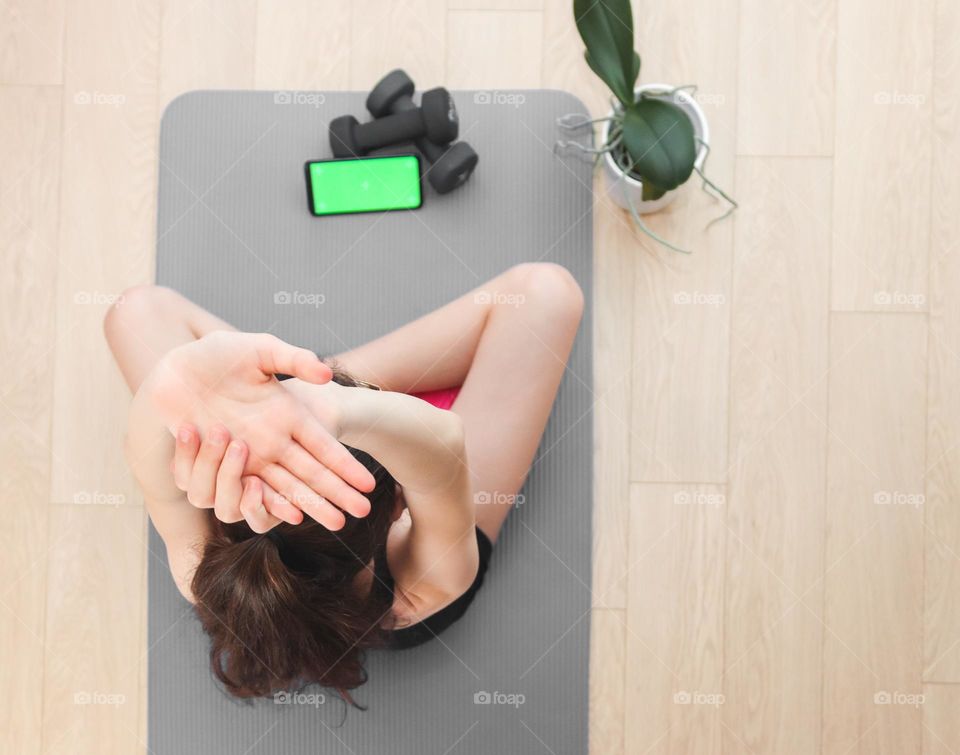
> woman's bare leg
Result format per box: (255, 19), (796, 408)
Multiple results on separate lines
(331, 266), (519, 393)
(335, 263), (584, 542)
(452, 266), (583, 542)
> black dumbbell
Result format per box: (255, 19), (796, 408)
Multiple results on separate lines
(329, 87), (458, 158)
(366, 69), (478, 194)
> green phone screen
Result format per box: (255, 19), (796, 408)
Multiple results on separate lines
(305, 155), (422, 216)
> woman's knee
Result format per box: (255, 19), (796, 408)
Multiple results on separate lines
(103, 284), (176, 343)
(506, 263), (584, 323)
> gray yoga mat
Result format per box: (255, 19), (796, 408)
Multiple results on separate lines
(151, 89), (593, 755)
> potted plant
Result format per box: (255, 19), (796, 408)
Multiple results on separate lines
(561, 0), (735, 252)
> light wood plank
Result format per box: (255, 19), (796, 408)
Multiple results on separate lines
(349, 0), (446, 90)
(736, 0), (835, 156)
(624, 483), (725, 755)
(589, 188), (635, 609)
(628, 0), (738, 482)
(822, 313), (926, 755)
(589, 609), (626, 755)
(44, 0), (158, 740)
(924, 0), (960, 683)
(446, 10), (542, 88)
(49, 0), (159, 506)
(158, 0), (257, 112)
(0, 84), (62, 755)
(0, 0), (65, 85)
(41, 505), (147, 754)
(541, 0), (609, 117)
(922, 684), (960, 754)
(254, 0), (351, 91)
(722, 156), (831, 754)
(449, 0), (541, 9)
(831, 0), (933, 311)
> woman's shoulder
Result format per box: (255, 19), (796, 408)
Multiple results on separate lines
(380, 513), (425, 627)
(380, 512), (479, 628)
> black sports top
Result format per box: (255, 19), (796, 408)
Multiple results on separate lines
(371, 526), (493, 650)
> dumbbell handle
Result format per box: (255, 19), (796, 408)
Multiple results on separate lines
(389, 97), (444, 161)
(355, 109), (424, 152)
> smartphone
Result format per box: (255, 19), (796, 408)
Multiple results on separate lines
(304, 154), (422, 216)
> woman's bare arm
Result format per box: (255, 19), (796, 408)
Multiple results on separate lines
(125, 379), (211, 602)
(288, 380), (479, 612)
(127, 373), (294, 602)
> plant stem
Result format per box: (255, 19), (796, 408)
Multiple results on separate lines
(621, 169), (692, 254)
(693, 138), (738, 228)
(556, 113), (616, 130)
(695, 167), (738, 228)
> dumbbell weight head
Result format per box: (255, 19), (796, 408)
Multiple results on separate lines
(329, 88), (458, 158)
(366, 69), (415, 118)
(421, 140), (479, 194)
(328, 114), (362, 157)
(418, 88), (459, 143)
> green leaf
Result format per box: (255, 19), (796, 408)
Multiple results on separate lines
(574, 0), (640, 107)
(621, 96), (697, 191)
(641, 181), (667, 201)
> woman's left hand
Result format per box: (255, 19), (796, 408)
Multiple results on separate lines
(171, 422), (294, 532)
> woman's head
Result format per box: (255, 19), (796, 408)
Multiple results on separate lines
(190, 365), (398, 700)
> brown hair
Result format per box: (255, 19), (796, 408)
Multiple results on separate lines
(190, 365), (397, 702)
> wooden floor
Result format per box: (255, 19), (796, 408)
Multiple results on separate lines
(1, 0), (958, 752)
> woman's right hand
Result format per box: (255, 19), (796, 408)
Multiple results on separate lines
(172, 423), (292, 533)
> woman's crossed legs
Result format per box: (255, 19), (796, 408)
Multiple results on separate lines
(333, 262), (584, 543)
(106, 263), (584, 543)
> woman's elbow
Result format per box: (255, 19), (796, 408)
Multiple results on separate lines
(438, 411), (466, 459)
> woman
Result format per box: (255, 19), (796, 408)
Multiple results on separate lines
(105, 262), (583, 702)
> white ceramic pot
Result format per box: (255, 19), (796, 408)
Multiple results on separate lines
(602, 83), (710, 214)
